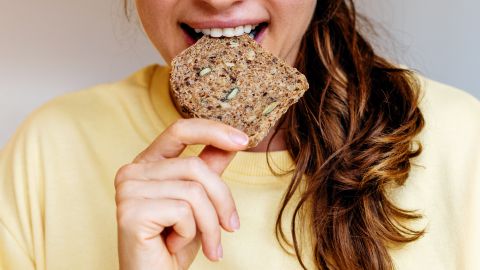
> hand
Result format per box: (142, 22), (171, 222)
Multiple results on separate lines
(114, 118), (249, 270)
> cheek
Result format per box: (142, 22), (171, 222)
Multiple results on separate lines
(273, 0), (316, 37)
(276, 0), (316, 19)
(267, 0), (316, 63)
(136, 0), (170, 30)
(135, 0), (181, 62)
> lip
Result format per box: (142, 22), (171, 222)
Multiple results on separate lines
(181, 18), (268, 30)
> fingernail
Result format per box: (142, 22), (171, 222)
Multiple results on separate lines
(229, 130), (249, 146)
(230, 211), (240, 231)
(217, 244), (223, 260)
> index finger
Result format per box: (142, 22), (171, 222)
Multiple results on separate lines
(134, 118), (249, 163)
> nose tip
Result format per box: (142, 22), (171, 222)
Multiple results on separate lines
(199, 0), (242, 11)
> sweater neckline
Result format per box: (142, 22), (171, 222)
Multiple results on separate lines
(148, 65), (295, 183)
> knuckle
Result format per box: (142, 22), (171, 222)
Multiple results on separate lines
(204, 223), (221, 239)
(116, 200), (137, 229)
(185, 156), (205, 172)
(217, 185), (235, 212)
(175, 200), (192, 219)
(115, 180), (137, 202)
(169, 118), (188, 135)
(114, 163), (136, 186)
(117, 201), (153, 234)
(216, 181), (230, 197)
(186, 181), (206, 202)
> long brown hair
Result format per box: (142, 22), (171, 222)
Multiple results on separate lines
(125, 0), (425, 268)
(270, 0), (425, 269)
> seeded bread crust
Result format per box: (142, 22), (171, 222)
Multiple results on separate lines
(170, 34), (309, 148)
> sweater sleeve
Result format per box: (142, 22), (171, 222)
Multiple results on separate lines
(0, 116), (46, 270)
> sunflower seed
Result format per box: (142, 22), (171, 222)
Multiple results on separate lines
(219, 101), (231, 109)
(247, 115), (257, 122)
(229, 40), (239, 48)
(246, 50), (256, 61)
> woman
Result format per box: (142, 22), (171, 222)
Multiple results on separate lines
(1, 0), (479, 269)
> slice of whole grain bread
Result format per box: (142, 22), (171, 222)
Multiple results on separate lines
(170, 34), (309, 148)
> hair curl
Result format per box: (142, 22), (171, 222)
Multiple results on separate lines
(270, 1), (425, 269)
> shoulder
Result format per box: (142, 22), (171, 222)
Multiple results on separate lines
(37, 65), (157, 119)
(414, 74), (480, 170)
(405, 74), (480, 202)
(389, 74), (480, 267)
(409, 74), (480, 199)
(1, 65), (162, 158)
(20, 65), (159, 133)
(416, 74), (480, 146)
(417, 75), (480, 127)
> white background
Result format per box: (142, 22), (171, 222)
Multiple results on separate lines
(1, 0), (479, 147)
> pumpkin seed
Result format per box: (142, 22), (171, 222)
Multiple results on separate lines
(262, 102), (279, 115)
(199, 67), (212, 76)
(226, 87), (239, 100)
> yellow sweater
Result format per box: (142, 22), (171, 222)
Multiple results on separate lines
(1, 65), (479, 270)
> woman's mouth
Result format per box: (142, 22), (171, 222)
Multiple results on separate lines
(180, 22), (269, 46)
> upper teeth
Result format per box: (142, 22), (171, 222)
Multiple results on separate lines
(194, 24), (259, 38)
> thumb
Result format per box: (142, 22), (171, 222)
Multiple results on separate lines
(198, 145), (237, 175)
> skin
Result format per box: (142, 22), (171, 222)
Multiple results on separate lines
(116, 0), (316, 269)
